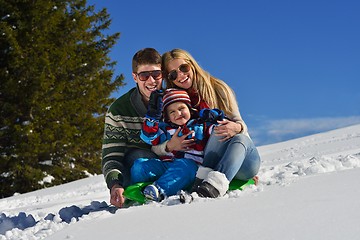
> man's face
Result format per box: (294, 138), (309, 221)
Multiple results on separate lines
(132, 64), (162, 102)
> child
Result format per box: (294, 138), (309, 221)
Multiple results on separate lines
(130, 88), (224, 201)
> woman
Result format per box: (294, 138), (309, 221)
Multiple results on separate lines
(159, 48), (261, 198)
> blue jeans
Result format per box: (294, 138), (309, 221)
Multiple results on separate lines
(203, 133), (261, 181)
(131, 158), (199, 196)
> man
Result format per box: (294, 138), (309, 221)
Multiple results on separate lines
(102, 48), (163, 207)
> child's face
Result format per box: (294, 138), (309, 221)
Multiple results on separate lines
(166, 102), (191, 126)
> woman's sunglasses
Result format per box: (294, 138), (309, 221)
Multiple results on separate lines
(167, 64), (191, 81)
(137, 70), (162, 81)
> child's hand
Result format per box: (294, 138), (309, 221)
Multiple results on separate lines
(199, 108), (224, 123)
(146, 90), (164, 120)
(166, 127), (195, 152)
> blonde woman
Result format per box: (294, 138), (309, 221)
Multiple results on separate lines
(159, 48), (261, 198)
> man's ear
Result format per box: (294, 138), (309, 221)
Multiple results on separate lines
(132, 73), (137, 83)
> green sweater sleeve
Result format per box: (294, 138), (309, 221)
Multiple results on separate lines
(101, 88), (151, 189)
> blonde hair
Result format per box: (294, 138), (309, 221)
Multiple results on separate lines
(162, 49), (236, 116)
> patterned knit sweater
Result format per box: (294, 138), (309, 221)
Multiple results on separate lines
(102, 87), (151, 189)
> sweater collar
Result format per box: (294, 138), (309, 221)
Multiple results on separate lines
(130, 85), (147, 116)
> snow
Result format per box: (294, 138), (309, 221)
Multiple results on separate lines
(1, 124), (360, 240)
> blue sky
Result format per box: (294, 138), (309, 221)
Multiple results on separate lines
(88, 0), (360, 146)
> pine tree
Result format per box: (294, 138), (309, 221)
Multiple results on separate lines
(0, 0), (123, 198)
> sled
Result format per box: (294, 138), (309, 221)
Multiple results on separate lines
(123, 178), (255, 204)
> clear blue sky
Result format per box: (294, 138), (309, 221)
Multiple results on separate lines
(88, 0), (360, 145)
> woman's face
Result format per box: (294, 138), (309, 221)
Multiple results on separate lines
(166, 59), (193, 90)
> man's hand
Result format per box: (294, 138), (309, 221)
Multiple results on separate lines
(110, 184), (125, 208)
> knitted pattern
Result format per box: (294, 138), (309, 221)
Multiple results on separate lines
(101, 87), (151, 189)
(162, 88), (192, 111)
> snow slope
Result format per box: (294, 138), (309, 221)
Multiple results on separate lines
(1, 124), (360, 240)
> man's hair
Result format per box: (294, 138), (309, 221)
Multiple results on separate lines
(132, 48), (162, 73)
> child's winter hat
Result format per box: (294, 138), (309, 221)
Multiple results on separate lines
(162, 88), (192, 111)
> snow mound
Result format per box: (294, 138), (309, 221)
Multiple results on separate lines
(1, 124), (360, 240)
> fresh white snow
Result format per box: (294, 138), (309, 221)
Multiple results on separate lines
(1, 124), (360, 240)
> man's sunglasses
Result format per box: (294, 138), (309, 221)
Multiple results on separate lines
(167, 64), (191, 81)
(137, 70), (162, 81)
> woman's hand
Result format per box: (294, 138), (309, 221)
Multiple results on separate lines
(166, 127), (195, 152)
(214, 119), (242, 141)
